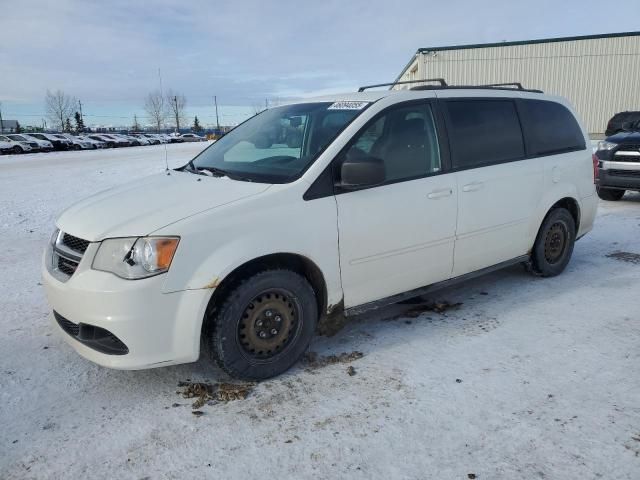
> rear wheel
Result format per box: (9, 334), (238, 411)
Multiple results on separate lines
(597, 187), (625, 201)
(206, 269), (317, 380)
(530, 208), (576, 277)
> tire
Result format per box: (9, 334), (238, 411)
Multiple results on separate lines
(530, 208), (576, 277)
(73, 144), (81, 151)
(597, 187), (625, 201)
(12, 146), (22, 154)
(206, 269), (318, 380)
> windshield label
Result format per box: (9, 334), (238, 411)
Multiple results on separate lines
(327, 101), (369, 110)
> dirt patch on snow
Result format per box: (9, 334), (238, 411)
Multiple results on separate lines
(303, 351), (364, 370)
(606, 251), (640, 265)
(178, 381), (255, 409)
(389, 300), (463, 320)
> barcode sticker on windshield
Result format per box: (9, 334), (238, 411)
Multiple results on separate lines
(327, 101), (369, 110)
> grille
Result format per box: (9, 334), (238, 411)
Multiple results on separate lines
(54, 311), (80, 336)
(609, 169), (640, 178)
(616, 144), (640, 152)
(62, 233), (90, 254)
(57, 256), (79, 276)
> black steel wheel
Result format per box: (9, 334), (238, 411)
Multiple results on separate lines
(206, 269), (317, 380)
(530, 208), (576, 277)
(237, 289), (301, 360)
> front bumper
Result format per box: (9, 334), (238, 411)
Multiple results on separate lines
(598, 160), (640, 191)
(42, 243), (211, 370)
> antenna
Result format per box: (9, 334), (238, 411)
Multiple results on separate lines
(158, 68), (170, 173)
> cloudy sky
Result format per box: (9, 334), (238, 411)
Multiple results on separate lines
(1, 0), (638, 127)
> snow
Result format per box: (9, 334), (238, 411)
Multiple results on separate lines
(1, 144), (639, 479)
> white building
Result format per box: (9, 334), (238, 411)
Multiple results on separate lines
(394, 32), (640, 135)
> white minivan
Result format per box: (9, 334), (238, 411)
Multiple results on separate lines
(43, 81), (598, 379)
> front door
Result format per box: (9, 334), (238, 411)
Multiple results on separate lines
(335, 100), (457, 308)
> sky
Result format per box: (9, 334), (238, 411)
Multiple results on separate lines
(1, 0), (639, 128)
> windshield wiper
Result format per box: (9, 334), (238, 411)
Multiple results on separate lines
(185, 160), (228, 177)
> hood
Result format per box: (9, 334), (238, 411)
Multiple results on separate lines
(56, 170), (271, 241)
(607, 131), (640, 143)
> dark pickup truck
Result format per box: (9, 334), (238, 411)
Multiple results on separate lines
(595, 127), (640, 200)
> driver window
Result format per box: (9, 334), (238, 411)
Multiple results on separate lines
(347, 103), (441, 183)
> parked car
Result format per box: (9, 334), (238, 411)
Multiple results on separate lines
(595, 120), (640, 200)
(98, 134), (130, 147)
(87, 135), (116, 148)
(21, 134), (55, 152)
(5, 134), (42, 152)
(58, 134), (94, 150)
(142, 134), (164, 144)
(76, 135), (107, 149)
(131, 134), (158, 145)
(43, 84), (597, 380)
(180, 133), (206, 142)
(167, 133), (184, 143)
(29, 133), (72, 151)
(605, 111), (640, 137)
(0, 134), (34, 153)
(124, 134), (150, 146)
(0, 139), (15, 154)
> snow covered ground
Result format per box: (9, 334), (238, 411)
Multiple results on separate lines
(1, 144), (639, 479)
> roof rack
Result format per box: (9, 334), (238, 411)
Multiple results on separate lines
(358, 78), (543, 94)
(358, 78), (447, 92)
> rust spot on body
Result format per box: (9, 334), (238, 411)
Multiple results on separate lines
(203, 277), (221, 289)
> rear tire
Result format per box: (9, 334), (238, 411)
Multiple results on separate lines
(206, 269), (317, 380)
(597, 187), (625, 201)
(530, 208), (576, 277)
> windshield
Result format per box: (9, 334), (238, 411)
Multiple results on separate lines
(190, 101), (368, 183)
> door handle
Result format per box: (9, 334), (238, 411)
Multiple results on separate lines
(427, 188), (453, 199)
(462, 181), (484, 192)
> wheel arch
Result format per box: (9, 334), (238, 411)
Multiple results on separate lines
(201, 252), (328, 334)
(550, 196), (580, 232)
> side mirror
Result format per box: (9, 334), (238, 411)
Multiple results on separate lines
(339, 154), (385, 189)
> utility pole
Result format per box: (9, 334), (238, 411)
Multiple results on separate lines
(78, 99), (83, 122)
(265, 98), (269, 110)
(0, 102), (3, 134)
(214, 95), (220, 132)
(173, 95), (180, 132)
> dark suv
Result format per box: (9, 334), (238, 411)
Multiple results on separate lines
(605, 111), (640, 136)
(595, 120), (640, 200)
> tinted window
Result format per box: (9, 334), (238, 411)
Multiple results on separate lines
(519, 99), (585, 155)
(345, 103), (441, 183)
(446, 100), (525, 169)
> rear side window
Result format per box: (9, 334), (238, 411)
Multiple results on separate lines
(519, 100), (585, 155)
(445, 100), (525, 169)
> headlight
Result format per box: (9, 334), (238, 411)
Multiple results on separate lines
(597, 140), (617, 151)
(92, 236), (179, 279)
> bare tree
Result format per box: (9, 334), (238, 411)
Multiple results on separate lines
(166, 89), (187, 132)
(144, 91), (166, 133)
(45, 90), (76, 131)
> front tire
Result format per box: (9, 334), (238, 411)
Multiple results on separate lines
(12, 146), (22, 154)
(530, 208), (576, 277)
(206, 269), (318, 380)
(597, 187), (625, 201)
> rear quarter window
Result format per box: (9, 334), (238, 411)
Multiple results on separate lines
(518, 99), (585, 155)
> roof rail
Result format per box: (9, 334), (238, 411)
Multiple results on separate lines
(410, 82), (543, 94)
(358, 78), (447, 92)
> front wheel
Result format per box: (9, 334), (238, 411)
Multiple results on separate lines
(530, 208), (576, 277)
(12, 146), (22, 154)
(206, 269), (318, 380)
(597, 187), (625, 201)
